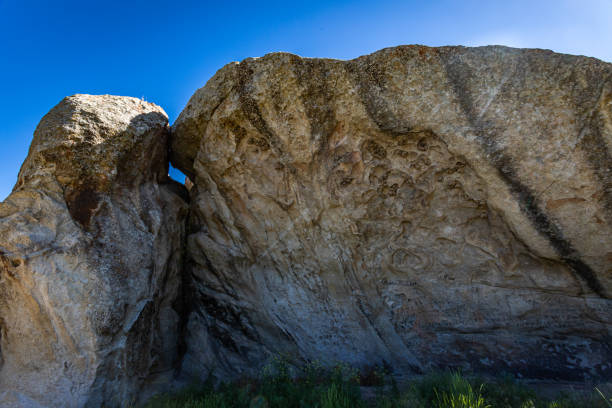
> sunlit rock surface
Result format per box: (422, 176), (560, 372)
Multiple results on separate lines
(0, 95), (188, 407)
(172, 46), (612, 381)
(1, 46), (611, 408)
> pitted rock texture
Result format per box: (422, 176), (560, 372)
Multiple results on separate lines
(0, 95), (188, 407)
(172, 46), (612, 381)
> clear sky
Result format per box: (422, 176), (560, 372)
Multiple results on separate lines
(1, 0), (611, 200)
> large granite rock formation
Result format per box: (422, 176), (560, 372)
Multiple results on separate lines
(172, 46), (612, 381)
(0, 95), (188, 407)
(1, 46), (611, 407)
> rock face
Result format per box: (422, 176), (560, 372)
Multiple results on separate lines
(0, 95), (188, 407)
(172, 46), (612, 381)
(1, 46), (611, 408)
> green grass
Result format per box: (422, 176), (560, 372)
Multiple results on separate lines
(142, 358), (612, 408)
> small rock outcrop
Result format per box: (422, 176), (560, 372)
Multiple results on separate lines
(172, 46), (612, 381)
(0, 95), (188, 407)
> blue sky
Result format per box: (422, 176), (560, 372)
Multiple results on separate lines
(1, 0), (611, 200)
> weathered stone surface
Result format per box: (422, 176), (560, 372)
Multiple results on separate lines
(172, 46), (612, 381)
(0, 95), (188, 407)
(1, 46), (610, 407)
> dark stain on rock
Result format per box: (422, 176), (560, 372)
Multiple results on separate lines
(290, 58), (337, 157)
(417, 138), (429, 151)
(247, 137), (270, 151)
(339, 177), (353, 187)
(362, 140), (387, 160)
(198, 289), (259, 354)
(0, 253), (17, 279)
(439, 52), (607, 298)
(236, 61), (284, 157)
(345, 57), (413, 136)
(125, 301), (155, 375)
(221, 118), (248, 148)
(65, 186), (101, 230)
(578, 81), (612, 220)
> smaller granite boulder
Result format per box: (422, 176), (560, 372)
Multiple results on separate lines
(0, 95), (188, 407)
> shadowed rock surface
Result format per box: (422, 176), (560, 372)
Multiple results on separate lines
(0, 95), (188, 407)
(172, 46), (612, 382)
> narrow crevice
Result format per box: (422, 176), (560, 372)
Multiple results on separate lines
(165, 123), (197, 379)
